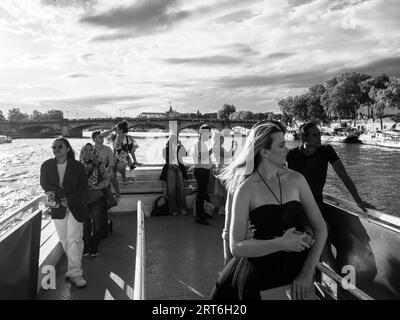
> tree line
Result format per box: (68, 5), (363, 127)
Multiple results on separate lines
(0, 108), (64, 122)
(278, 72), (400, 129)
(216, 104), (282, 121)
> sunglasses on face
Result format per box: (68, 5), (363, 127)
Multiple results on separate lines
(51, 144), (64, 150)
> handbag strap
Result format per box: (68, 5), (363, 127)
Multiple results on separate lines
(155, 196), (168, 208)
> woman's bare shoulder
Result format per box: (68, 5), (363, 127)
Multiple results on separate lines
(235, 174), (258, 195)
(280, 168), (305, 185)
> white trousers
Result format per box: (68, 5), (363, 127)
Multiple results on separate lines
(53, 209), (84, 277)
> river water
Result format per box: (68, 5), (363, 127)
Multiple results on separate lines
(0, 135), (399, 218)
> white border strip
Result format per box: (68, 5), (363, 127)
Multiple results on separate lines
(133, 200), (146, 300)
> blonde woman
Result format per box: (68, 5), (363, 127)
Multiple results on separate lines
(210, 122), (327, 300)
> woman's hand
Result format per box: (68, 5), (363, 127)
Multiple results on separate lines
(291, 270), (314, 300)
(246, 222), (256, 240)
(280, 228), (311, 252)
(231, 140), (238, 151)
(60, 197), (68, 208)
(90, 184), (101, 190)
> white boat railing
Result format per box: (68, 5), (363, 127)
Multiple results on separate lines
(133, 200), (146, 300)
(323, 193), (400, 231)
(316, 262), (373, 300)
(319, 193), (400, 300)
(0, 195), (48, 238)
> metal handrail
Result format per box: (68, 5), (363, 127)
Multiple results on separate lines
(317, 262), (373, 300)
(323, 193), (400, 231)
(133, 200), (146, 300)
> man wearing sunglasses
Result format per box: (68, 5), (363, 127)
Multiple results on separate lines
(286, 121), (370, 212)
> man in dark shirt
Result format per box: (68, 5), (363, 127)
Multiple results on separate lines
(286, 121), (370, 211)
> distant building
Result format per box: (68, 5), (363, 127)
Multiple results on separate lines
(165, 106), (181, 118)
(138, 106), (181, 119)
(138, 112), (166, 119)
(363, 118), (398, 131)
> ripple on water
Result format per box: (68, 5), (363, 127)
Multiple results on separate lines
(0, 138), (399, 218)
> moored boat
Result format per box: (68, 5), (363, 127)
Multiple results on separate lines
(284, 130), (299, 141)
(0, 135), (12, 144)
(359, 130), (400, 148)
(376, 137), (400, 149)
(358, 131), (382, 145)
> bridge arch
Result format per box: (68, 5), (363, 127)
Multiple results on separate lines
(233, 123), (254, 130)
(128, 122), (168, 131)
(17, 125), (61, 137)
(178, 121), (220, 132)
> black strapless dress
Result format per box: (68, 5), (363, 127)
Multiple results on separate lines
(210, 201), (310, 300)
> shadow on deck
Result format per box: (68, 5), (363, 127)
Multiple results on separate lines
(39, 212), (225, 300)
(146, 213), (225, 300)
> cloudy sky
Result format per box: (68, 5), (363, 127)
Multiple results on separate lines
(0, 0), (399, 118)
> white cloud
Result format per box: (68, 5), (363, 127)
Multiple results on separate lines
(0, 0), (399, 118)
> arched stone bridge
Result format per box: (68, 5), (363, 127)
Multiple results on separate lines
(0, 118), (258, 138)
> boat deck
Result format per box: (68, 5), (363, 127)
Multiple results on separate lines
(39, 212), (225, 300)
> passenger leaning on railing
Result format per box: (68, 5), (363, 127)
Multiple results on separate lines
(40, 137), (89, 289)
(80, 143), (110, 257)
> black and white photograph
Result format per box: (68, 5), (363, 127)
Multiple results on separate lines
(0, 0), (400, 305)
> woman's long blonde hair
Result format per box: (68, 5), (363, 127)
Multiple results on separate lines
(217, 122), (283, 194)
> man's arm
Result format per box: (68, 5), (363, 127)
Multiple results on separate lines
(107, 148), (115, 178)
(331, 159), (370, 211)
(99, 125), (117, 139)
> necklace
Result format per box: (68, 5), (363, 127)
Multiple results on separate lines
(256, 169), (282, 205)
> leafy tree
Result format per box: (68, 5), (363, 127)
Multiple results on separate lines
(278, 96), (295, 125)
(321, 72), (370, 121)
(239, 111), (253, 120)
(360, 74), (390, 119)
(370, 77), (400, 129)
(203, 112), (217, 119)
(309, 84), (326, 97)
(44, 109), (64, 120)
(254, 112), (273, 121)
(0, 110), (5, 120)
(31, 110), (44, 121)
(217, 104), (236, 120)
(306, 84), (328, 123)
(385, 78), (400, 111)
(8, 108), (29, 121)
(229, 111), (241, 120)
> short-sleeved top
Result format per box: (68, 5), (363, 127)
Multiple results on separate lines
(286, 144), (340, 203)
(94, 144), (115, 168)
(110, 134), (136, 154)
(192, 139), (212, 169)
